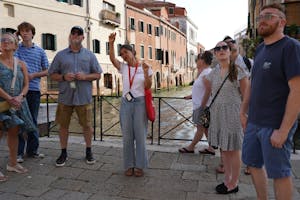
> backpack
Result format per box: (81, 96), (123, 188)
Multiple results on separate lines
(243, 56), (252, 72)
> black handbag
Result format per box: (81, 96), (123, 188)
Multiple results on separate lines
(199, 72), (230, 128)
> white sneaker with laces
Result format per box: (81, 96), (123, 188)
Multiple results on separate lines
(17, 156), (24, 163)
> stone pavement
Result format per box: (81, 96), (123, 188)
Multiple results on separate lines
(0, 136), (300, 200)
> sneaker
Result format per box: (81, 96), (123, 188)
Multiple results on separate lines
(17, 155), (24, 163)
(55, 154), (67, 167)
(85, 152), (96, 165)
(27, 153), (45, 159)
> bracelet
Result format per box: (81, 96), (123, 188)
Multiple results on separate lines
(62, 74), (65, 81)
(20, 93), (26, 98)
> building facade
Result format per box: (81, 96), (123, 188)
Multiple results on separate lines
(1, 0), (126, 95)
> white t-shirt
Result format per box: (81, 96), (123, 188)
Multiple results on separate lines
(119, 63), (153, 98)
(192, 67), (212, 110)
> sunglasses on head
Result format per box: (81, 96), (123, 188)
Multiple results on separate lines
(227, 40), (236, 44)
(0, 38), (14, 43)
(214, 45), (229, 52)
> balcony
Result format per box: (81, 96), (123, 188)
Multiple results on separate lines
(100, 9), (120, 27)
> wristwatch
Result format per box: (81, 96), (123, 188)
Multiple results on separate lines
(21, 93), (26, 98)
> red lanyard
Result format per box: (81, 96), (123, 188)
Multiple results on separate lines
(128, 63), (138, 89)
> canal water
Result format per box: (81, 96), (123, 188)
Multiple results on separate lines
(48, 86), (197, 142)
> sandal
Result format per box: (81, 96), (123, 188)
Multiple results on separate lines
(0, 171), (8, 182)
(6, 164), (28, 174)
(134, 168), (144, 177)
(124, 168), (134, 176)
(199, 148), (215, 155)
(244, 166), (251, 175)
(178, 147), (194, 153)
(216, 164), (225, 174)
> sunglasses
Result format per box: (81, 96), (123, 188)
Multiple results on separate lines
(214, 45), (229, 52)
(256, 13), (282, 23)
(0, 38), (14, 43)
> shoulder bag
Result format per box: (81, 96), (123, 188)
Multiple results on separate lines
(0, 57), (18, 112)
(199, 72), (230, 128)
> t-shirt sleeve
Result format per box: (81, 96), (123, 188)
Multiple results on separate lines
(90, 53), (102, 74)
(205, 68), (215, 82)
(48, 53), (61, 74)
(237, 66), (248, 81)
(283, 40), (300, 80)
(41, 49), (49, 69)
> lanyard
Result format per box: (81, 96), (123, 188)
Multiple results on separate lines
(128, 63), (138, 89)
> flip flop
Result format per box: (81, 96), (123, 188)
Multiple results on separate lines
(199, 148), (216, 155)
(244, 166), (251, 175)
(178, 147), (194, 153)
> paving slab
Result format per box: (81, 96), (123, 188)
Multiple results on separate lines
(0, 136), (299, 200)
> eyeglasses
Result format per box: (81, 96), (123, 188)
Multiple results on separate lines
(0, 38), (14, 43)
(214, 45), (229, 52)
(256, 13), (282, 22)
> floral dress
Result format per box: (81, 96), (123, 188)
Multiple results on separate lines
(206, 65), (247, 151)
(0, 60), (36, 132)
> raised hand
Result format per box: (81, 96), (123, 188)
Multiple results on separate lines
(109, 32), (116, 43)
(142, 62), (150, 74)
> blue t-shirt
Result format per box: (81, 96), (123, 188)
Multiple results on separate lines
(48, 47), (102, 106)
(15, 43), (49, 91)
(248, 36), (300, 129)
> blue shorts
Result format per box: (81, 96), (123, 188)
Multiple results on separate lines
(242, 122), (297, 179)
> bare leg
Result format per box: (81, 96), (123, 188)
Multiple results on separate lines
(226, 150), (241, 190)
(274, 176), (293, 200)
(83, 126), (93, 148)
(222, 151), (232, 185)
(249, 167), (268, 200)
(7, 126), (19, 166)
(59, 127), (69, 149)
(187, 125), (204, 150)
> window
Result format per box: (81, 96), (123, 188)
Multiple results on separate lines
(72, 0), (82, 6)
(42, 33), (56, 50)
(147, 24), (152, 35)
(103, 1), (115, 11)
(92, 39), (100, 54)
(160, 25), (163, 35)
(129, 18), (135, 30)
(155, 26), (159, 36)
(4, 4), (14, 17)
(155, 49), (162, 60)
(148, 46), (152, 60)
(57, 0), (68, 2)
(131, 44), (135, 52)
(138, 21), (144, 32)
(117, 44), (122, 56)
(106, 42), (110, 55)
(104, 73), (113, 89)
(168, 7), (174, 14)
(140, 45), (144, 59)
(165, 51), (169, 64)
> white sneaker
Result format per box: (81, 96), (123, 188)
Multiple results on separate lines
(17, 156), (24, 163)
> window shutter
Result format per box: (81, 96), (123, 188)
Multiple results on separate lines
(42, 34), (46, 49)
(53, 34), (57, 51)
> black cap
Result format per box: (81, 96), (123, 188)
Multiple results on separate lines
(70, 26), (84, 35)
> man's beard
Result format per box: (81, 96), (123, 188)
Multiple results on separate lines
(258, 21), (279, 37)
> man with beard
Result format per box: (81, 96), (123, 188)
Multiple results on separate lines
(48, 26), (102, 167)
(241, 3), (300, 200)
